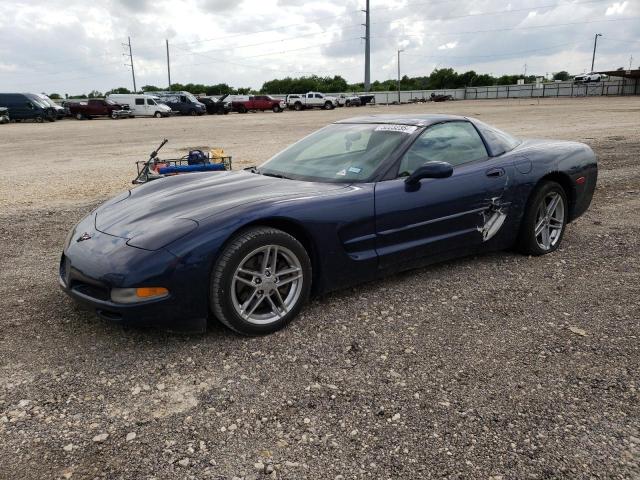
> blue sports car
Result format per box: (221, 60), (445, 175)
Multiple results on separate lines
(60, 115), (597, 335)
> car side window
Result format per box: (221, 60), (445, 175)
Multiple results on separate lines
(315, 94), (322, 99)
(398, 122), (488, 177)
(135, 98), (144, 105)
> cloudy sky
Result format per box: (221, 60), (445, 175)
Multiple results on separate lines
(0, 0), (638, 94)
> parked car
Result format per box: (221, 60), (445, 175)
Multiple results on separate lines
(0, 93), (56, 122)
(197, 95), (232, 115)
(0, 107), (9, 124)
(358, 94), (375, 106)
(231, 95), (285, 113)
(59, 114), (597, 335)
(153, 91), (206, 116)
(430, 93), (454, 102)
(573, 72), (603, 83)
(336, 94), (362, 107)
(68, 98), (133, 120)
(35, 94), (66, 119)
(106, 94), (172, 118)
(286, 92), (338, 110)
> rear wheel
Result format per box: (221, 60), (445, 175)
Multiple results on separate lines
(211, 227), (311, 335)
(517, 181), (567, 256)
(75, 113), (83, 120)
(294, 102), (303, 111)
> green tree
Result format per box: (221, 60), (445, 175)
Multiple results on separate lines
(48, 93), (61, 99)
(106, 87), (131, 95)
(553, 71), (570, 81)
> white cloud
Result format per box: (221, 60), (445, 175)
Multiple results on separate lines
(605, 1), (628, 16)
(438, 41), (458, 50)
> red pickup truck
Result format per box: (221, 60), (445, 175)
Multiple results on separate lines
(68, 98), (133, 120)
(231, 95), (285, 113)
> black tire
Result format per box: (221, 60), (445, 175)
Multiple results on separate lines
(111, 111), (118, 119)
(294, 102), (303, 111)
(272, 105), (281, 113)
(35, 115), (44, 123)
(75, 113), (83, 120)
(189, 109), (197, 116)
(211, 227), (312, 336)
(324, 101), (332, 110)
(516, 180), (568, 256)
(154, 111), (162, 118)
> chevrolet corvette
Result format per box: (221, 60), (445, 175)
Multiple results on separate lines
(60, 115), (597, 335)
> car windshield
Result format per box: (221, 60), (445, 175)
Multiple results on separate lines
(105, 99), (117, 105)
(258, 123), (413, 183)
(39, 96), (55, 107)
(184, 92), (198, 103)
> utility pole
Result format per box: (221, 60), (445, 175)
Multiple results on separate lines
(397, 49), (404, 104)
(166, 39), (172, 89)
(362, 0), (370, 92)
(523, 63), (527, 81)
(122, 36), (137, 92)
(591, 33), (602, 72)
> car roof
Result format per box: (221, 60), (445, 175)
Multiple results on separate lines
(335, 114), (469, 127)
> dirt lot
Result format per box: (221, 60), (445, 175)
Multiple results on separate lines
(1, 97), (639, 479)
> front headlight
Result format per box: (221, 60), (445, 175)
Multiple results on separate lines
(126, 218), (198, 251)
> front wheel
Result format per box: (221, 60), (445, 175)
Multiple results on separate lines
(154, 111), (162, 118)
(517, 181), (568, 256)
(75, 113), (83, 120)
(189, 109), (197, 116)
(211, 227), (312, 335)
(324, 101), (333, 110)
(272, 105), (281, 113)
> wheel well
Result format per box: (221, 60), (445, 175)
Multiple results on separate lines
(539, 172), (576, 221)
(233, 218), (319, 293)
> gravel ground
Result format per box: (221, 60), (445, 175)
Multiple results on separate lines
(0, 98), (639, 479)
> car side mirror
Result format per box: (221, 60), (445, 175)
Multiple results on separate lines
(405, 161), (453, 185)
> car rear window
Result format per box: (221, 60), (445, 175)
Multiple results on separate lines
(472, 119), (521, 156)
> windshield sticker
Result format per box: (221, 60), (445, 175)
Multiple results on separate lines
(336, 169), (347, 176)
(375, 124), (418, 134)
(348, 166), (362, 174)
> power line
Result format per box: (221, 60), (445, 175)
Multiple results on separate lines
(171, 23), (363, 58)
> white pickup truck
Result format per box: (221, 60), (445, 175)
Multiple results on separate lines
(286, 92), (338, 110)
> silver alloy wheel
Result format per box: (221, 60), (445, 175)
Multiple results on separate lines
(230, 245), (304, 325)
(534, 191), (565, 250)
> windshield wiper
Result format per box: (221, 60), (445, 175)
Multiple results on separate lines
(258, 171), (292, 180)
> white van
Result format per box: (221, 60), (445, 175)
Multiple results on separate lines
(106, 94), (172, 118)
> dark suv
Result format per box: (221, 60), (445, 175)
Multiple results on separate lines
(0, 93), (56, 122)
(154, 91), (206, 116)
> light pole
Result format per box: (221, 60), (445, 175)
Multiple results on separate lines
(397, 49), (404, 104)
(591, 33), (602, 72)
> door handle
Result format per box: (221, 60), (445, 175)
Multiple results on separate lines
(486, 168), (505, 178)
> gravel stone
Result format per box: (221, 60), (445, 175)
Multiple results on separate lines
(1, 99), (639, 479)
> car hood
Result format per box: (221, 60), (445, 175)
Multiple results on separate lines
(95, 170), (346, 243)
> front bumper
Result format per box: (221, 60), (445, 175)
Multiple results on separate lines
(113, 109), (133, 118)
(59, 217), (209, 332)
